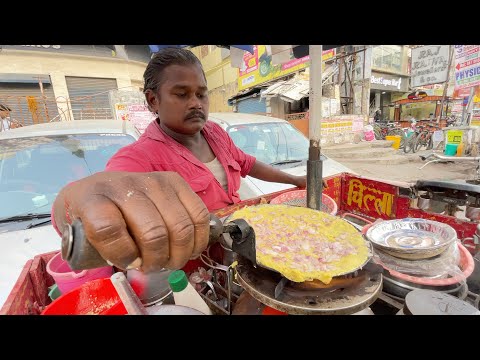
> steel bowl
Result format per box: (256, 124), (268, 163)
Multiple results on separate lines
(365, 218), (457, 260)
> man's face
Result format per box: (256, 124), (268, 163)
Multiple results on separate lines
(147, 64), (209, 135)
(0, 110), (9, 119)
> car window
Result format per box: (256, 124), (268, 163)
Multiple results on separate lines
(0, 133), (135, 218)
(227, 122), (309, 164)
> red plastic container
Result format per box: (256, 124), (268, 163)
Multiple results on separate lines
(269, 190), (338, 215)
(41, 278), (127, 315)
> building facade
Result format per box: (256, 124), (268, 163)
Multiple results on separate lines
(191, 45), (238, 113)
(0, 45), (150, 124)
(369, 45), (411, 121)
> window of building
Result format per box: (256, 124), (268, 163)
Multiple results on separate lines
(200, 45), (209, 58)
(372, 45), (403, 73)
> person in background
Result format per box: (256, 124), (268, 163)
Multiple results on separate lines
(52, 47), (307, 274)
(373, 109), (382, 122)
(0, 104), (12, 131)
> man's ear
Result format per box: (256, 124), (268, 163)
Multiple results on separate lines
(145, 89), (159, 113)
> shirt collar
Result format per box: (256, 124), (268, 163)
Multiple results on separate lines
(143, 118), (215, 144)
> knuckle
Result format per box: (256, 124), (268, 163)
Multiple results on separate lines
(190, 203), (210, 225)
(90, 220), (125, 242)
(140, 223), (169, 249)
(172, 219), (195, 247)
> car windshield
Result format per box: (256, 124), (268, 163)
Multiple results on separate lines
(0, 133), (135, 218)
(227, 122), (308, 165)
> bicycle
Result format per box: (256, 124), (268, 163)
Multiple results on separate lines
(373, 121), (406, 148)
(412, 123), (440, 153)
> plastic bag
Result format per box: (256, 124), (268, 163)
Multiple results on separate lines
(372, 241), (464, 279)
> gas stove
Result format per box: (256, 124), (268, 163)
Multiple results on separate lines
(198, 249), (383, 315)
(234, 256), (383, 315)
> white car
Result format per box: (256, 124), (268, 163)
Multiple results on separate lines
(0, 115), (352, 308)
(0, 120), (140, 308)
(208, 112), (352, 199)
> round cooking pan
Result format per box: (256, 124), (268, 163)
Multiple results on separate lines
(223, 204), (372, 282)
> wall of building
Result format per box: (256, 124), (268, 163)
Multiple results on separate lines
(0, 49), (147, 119)
(192, 46), (238, 112)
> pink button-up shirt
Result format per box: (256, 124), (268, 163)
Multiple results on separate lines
(105, 119), (256, 211)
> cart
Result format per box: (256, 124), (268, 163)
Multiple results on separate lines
(1, 172), (479, 315)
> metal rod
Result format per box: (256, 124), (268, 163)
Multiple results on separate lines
(110, 272), (148, 315)
(307, 45), (323, 210)
(309, 45), (323, 142)
(437, 45), (454, 124)
(465, 86), (476, 126)
(38, 77), (50, 122)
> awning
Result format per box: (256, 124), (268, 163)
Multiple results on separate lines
(148, 45), (255, 54)
(0, 73), (51, 84)
(261, 64), (338, 103)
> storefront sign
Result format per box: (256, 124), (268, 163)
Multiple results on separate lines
(238, 45), (335, 91)
(454, 45), (480, 90)
(352, 117), (364, 132)
(343, 177), (396, 218)
(127, 104), (156, 133)
(370, 72), (408, 92)
(114, 103), (129, 121)
(447, 130), (463, 144)
(1, 45), (115, 58)
(411, 45), (450, 87)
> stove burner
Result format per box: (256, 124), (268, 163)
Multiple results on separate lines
(235, 257), (383, 315)
(381, 271), (466, 300)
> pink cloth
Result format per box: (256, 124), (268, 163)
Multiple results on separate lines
(105, 119), (256, 211)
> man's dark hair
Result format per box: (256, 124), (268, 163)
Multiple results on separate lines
(0, 104), (11, 111)
(143, 47), (206, 94)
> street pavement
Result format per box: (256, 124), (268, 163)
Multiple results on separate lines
(323, 140), (477, 183)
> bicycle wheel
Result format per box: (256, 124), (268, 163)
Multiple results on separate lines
(435, 140), (445, 152)
(404, 133), (416, 153)
(427, 136), (433, 150)
(413, 131), (427, 153)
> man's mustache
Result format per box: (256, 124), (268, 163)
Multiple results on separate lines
(185, 111), (206, 120)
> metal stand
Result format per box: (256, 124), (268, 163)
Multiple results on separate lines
(199, 250), (240, 315)
(418, 153), (480, 170)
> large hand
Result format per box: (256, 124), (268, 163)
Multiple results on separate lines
(53, 171), (210, 273)
(295, 176), (328, 189)
(292, 175), (307, 188)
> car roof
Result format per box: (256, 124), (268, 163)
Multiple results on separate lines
(208, 112), (288, 127)
(0, 120), (140, 140)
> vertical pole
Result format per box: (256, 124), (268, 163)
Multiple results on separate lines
(437, 45), (454, 124)
(38, 77), (50, 122)
(465, 86), (475, 126)
(307, 45), (323, 211)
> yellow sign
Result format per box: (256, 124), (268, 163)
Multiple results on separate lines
(347, 179), (394, 217)
(447, 130), (463, 144)
(238, 45), (335, 91)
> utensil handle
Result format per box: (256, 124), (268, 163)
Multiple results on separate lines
(63, 214), (225, 271)
(61, 219), (111, 270)
(110, 272), (148, 315)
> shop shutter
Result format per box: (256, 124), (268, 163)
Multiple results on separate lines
(65, 76), (118, 120)
(237, 96), (266, 114)
(0, 83), (59, 126)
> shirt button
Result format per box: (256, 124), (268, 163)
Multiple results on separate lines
(203, 191), (206, 194)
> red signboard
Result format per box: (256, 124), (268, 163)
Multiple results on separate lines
(342, 175), (397, 220)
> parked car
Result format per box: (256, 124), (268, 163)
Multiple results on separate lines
(0, 120), (140, 307)
(0, 114), (352, 308)
(208, 112), (353, 199)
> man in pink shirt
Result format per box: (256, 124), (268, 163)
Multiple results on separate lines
(52, 47), (305, 274)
